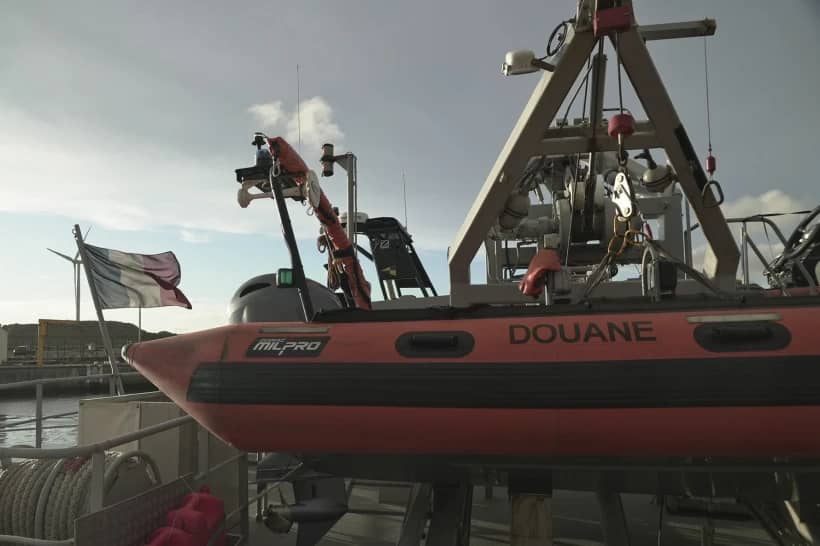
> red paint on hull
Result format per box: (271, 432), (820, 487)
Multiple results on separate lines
(125, 302), (820, 458)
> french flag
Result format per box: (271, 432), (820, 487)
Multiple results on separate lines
(84, 244), (192, 310)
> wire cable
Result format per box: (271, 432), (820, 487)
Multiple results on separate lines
(703, 38), (712, 152)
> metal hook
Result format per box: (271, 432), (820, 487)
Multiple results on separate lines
(701, 179), (724, 208)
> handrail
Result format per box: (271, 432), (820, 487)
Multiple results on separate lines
(0, 536), (73, 545)
(685, 214), (819, 292)
(0, 369), (151, 448)
(0, 388), (254, 546)
(0, 415), (193, 459)
(0, 372), (141, 392)
(686, 215), (789, 244)
(0, 412), (78, 431)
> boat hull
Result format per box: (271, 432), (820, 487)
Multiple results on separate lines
(125, 299), (820, 458)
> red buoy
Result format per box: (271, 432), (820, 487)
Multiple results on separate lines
(608, 113), (635, 139)
(706, 153), (717, 177)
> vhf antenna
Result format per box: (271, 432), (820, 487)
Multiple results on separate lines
(402, 171), (408, 229)
(296, 64), (301, 153)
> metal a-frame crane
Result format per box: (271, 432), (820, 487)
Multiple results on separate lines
(448, 0), (739, 307)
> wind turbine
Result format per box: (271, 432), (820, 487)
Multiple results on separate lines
(47, 226), (91, 322)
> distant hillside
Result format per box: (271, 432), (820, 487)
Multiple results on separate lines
(2, 321), (175, 360)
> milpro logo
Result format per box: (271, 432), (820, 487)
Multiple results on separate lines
(246, 337), (329, 357)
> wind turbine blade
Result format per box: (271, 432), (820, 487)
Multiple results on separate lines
(47, 248), (76, 262)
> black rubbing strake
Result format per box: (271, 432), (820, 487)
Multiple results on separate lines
(187, 356), (820, 408)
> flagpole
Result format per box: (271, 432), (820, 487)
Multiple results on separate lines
(138, 307), (142, 343)
(73, 224), (124, 395)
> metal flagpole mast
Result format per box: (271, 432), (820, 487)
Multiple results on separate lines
(73, 224), (124, 395)
(138, 307), (142, 343)
(75, 263), (80, 321)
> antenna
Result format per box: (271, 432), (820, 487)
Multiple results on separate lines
(296, 64), (301, 153)
(402, 171), (408, 229)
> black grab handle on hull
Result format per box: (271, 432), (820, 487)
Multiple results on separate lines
(395, 331), (475, 358)
(693, 322), (791, 352)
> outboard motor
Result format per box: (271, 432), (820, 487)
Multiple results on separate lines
(227, 273), (342, 324)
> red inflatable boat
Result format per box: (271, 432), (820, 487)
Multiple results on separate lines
(125, 297), (820, 459)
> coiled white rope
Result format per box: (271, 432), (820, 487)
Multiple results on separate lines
(0, 451), (160, 540)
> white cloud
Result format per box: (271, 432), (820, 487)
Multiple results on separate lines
(284, 97), (344, 154)
(721, 189), (805, 224)
(247, 101), (285, 130)
(180, 229), (211, 244)
(248, 96), (344, 156)
(0, 105), (324, 237)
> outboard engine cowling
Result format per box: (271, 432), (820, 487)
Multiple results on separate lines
(227, 273), (342, 324)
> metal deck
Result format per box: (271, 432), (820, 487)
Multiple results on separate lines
(246, 487), (773, 546)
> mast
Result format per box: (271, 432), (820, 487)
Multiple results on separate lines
(74, 225), (124, 395)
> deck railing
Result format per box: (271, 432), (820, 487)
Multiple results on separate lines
(0, 372), (141, 448)
(0, 373), (264, 546)
(686, 214), (818, 294)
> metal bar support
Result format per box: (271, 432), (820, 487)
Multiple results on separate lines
(596, 480), (631, 546)
(269, 174), (315, 321)
(744, 237), (790, 295)
(0, 411), (78, 431)
(0, 372), (140, 392)
(741, 222), (750, 286)
(0, 536), (73, 545)
(197, 425), (210, 480)
(426, 483), (473, 546)
(347, 154), (358, 255)
(584, 45), (607, 234)
(397, 484), (432, 546)
(238, 452), (250, 541)
(639, 19), (716, 41)
(538, 128), (659, 154)
(0, 415), (193, 459)
(89, 451), (106, 513)
(35, 383), (43, 448)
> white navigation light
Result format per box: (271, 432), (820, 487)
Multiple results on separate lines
(502, 50), (538, 76)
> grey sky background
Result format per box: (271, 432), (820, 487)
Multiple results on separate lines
(1, 1), (818, 332)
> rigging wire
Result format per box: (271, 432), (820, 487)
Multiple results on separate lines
(703, 38), (712, 153)
(558, 61), (596, 126)
(616, 34), (624, 115)
(580, 53), (592, 121)
(561, 47), (598, 268)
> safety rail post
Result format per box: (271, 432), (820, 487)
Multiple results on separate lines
(238, 453), (249, 540)
(741, 221), (750, 287)
(35, 384), (44, 448)
(197, 425), (209, 480)
(88, 451), (105, 513)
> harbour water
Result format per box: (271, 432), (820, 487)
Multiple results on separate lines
(0, 394), (81, 447)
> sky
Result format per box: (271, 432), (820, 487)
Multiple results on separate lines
(1, 1), (818, 333)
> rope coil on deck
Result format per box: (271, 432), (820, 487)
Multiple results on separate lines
(0, 451), (160, 540)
